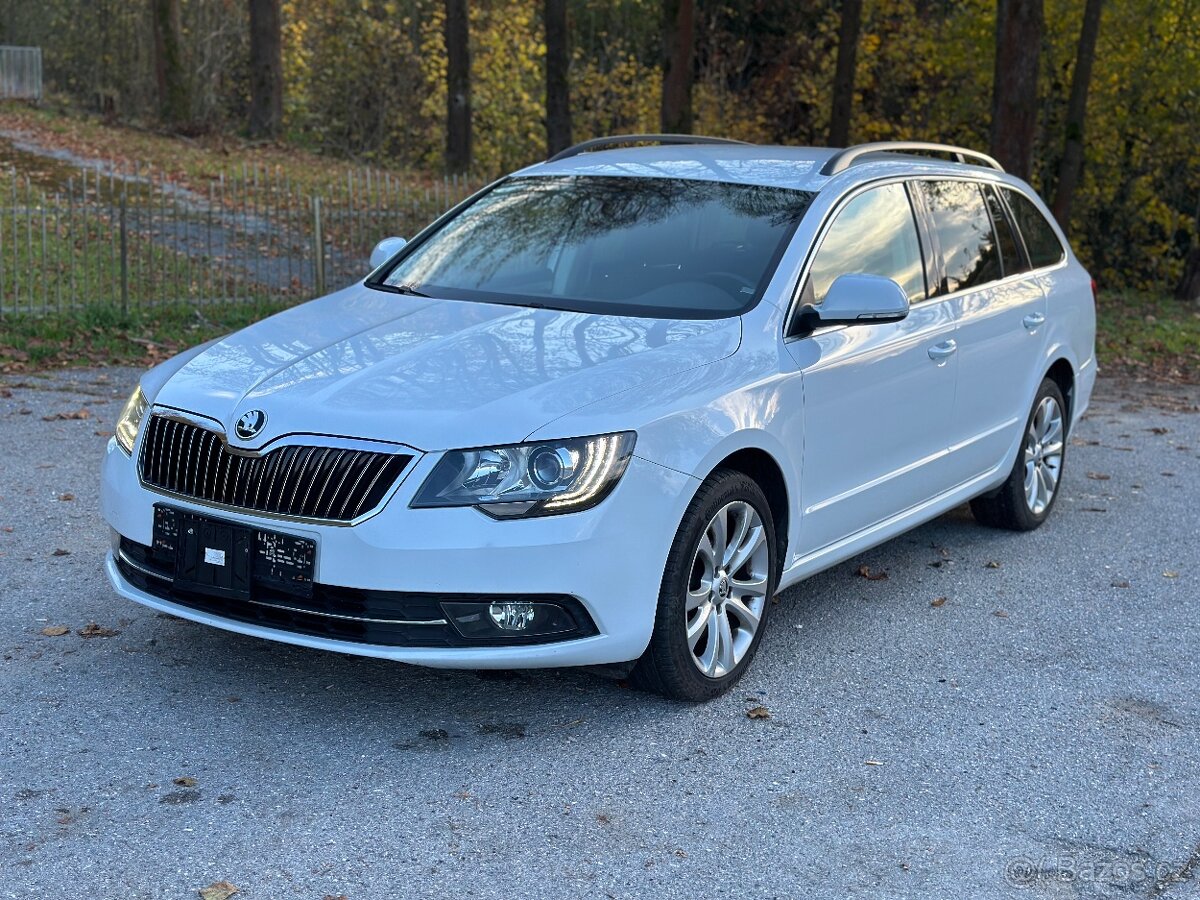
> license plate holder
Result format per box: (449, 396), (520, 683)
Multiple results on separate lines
(156, 506), (317, 602)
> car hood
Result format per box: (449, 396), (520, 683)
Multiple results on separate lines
(151, 284), (742, 451)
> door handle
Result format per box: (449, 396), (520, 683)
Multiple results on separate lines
(928, 339), (957, 361)
(1023, 312), (1046, 330)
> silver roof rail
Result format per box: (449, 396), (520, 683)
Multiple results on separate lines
(821, 141), (1004, 176)
(547, 133), (750, 163)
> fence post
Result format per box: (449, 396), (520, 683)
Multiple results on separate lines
(312, 196), (325, 297)
(119, 194), (129, 313)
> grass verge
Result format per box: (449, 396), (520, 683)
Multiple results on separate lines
(1096, 292), (1200, 383)
(0, 301), (293, 372)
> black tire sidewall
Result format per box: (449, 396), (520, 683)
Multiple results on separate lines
(645, 469), (777, 700)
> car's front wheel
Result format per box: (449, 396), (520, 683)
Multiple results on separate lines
(632, 469), (776, 701)
(971, 377), (1067, 531)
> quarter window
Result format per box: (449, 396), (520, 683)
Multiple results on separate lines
(916, 180), (1001, 294)
(1002, 188), (1066, 269)
(983, 184), (1026, 276)
(802, 183), (926, 306)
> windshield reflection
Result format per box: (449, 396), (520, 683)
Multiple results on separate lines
(375, 175), (815, 320)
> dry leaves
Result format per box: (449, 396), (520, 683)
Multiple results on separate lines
(746, 706), (771, 720)
(856, 565), (888, 581)
(198, 882), (239, 900)
(1148, 427), (1170, 435)
(57, 493), (75, 502)
(40, 625), (70, 637)
(984, 560), (1002, 569)
(993, 610), (1010, 618)
(42, 408), (91, 422)
(1163, 571), (1179, 579)
(174, 776), (198, 787)
(1111, 579), (1131, 588)
(0, 387), (12, 399)
(930, 597), (947, 608)
(78, 622), (120, 638)
(864, 759), (884, 766)
(1086, 471), (1111, 481)
(50, 548), (70, 557)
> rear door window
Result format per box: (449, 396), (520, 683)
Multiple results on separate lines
(802, 182), (926, 306)
(916, 180), (1001, 294)
(1002, 188), (1066, 269)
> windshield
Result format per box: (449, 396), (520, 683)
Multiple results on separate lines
(369, 175), (815, 319)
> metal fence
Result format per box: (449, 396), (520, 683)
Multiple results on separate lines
(0, 161), (487, 316)
(0, 46), (42, 101)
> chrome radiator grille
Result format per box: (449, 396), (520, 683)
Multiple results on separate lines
(138, 415), (412, 522)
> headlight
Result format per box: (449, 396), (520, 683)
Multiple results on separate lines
(411, 432), (636, 518)
(114, 387), (149, 455)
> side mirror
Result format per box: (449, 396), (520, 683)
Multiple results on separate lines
(369, 236), (407, 271)
(799, 273), (910, 329)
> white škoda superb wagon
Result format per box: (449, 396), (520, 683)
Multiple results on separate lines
(102, 137), (1096, 701)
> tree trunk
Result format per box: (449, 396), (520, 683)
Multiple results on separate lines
(544, 0), (572, 156)
(989, 0), (1043, 181)
(445, 0), (472, 173)
(1176, 197), (1200, 303)
(1050, 0), (1103, 232)
(660, 0), (694, 134)
(247, 0), (284, 140)
(150, 0), (190, 127)
(828, 0), (863, 147)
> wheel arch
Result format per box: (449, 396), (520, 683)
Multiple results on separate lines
(1044, 357), (1076, 432)
(702, 446), (790, 574)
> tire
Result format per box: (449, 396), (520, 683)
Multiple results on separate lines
(631, 469), (777, 701)
(970, 378), (1067, 532)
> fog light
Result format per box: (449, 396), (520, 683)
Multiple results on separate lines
(489, 601), (536, 631)
(440, 599), (581, 640)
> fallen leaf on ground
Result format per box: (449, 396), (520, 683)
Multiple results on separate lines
(746, 706), (771, 720)
(174, 776), (198, 787)
(41, 408), (91, 422)
(930, 597), (947, 608)
(1148, 427), (1170, 435)
(864, 759), (884, 766)
(41, 625), (70, 637)
(0, 388), (11, 398)
(993, 609), (1010, 618)
(856, 565), (888, 581)
(2, 526), (13, 533)
(1111, 579), (1131, 588)
(57, 493), (75, 502)
(198, 882), (239, 900)
(78, 622), (119, 638)
(984, 560), (1001, 569)
(1086, 472), (1111, 481)
(50, 549), (70, 557)
(1163, 571), (1179, 579)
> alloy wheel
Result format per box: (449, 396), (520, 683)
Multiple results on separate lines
(1023, 395), (1064, 515)
(685, 500), (771, 678)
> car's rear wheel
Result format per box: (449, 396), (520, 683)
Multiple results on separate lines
(971, 377), (1067, 531)
(632, 469), (776, 701)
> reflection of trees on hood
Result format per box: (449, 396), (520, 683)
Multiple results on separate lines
(389, 176), (815, 288)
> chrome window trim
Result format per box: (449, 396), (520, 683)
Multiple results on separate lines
(136, 406), (422, 527)
(783, 173), (1068, 341)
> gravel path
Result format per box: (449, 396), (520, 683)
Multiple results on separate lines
(1, 369), (1198, 899)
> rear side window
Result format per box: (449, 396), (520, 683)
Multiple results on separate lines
(983, 185), (1027, 276)
(1002, 188), (1066, 269)
(916, 180), (1001, 294)
(803, 183), (926, 306)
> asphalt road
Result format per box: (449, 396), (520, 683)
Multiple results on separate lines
(1, 369), (1198, 900)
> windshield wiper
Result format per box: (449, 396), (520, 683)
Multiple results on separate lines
(370, 281), (430, 298)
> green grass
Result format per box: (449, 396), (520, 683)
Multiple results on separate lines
(1095, 292), (1200, 382)
(0, 301), (294, 371)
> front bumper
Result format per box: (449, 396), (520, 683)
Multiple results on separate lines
(101, 436), (696, 668)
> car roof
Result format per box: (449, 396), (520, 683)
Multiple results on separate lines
(515, 144), (1012, 193)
